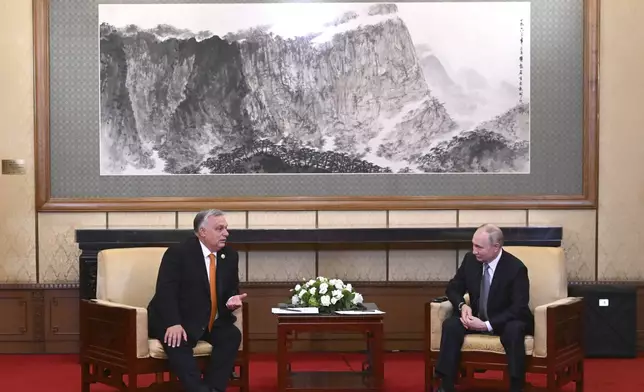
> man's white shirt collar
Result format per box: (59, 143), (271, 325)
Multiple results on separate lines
(486, 248), (502, 274)
(199, 240), (214, 259)
(198, 240), (231, 311)
(199, 240), (216, 282)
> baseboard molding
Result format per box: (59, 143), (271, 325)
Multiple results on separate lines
(0, 281), (642, 354)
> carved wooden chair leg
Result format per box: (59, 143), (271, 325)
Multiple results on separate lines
(426, 365), (434, 392)
(241, 366), (250, 392)
(576, 360), (584, 392)
(81, 362), (91, 392)
(127, 372), (138, 391)
(546, 371), (557, 392)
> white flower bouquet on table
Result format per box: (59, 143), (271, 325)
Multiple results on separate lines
(289, 277), (365, 313)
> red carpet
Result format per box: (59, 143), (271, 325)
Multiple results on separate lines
(0, 353), (642, 391)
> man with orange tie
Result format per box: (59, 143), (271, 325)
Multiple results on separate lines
(147, 209), (247, 392)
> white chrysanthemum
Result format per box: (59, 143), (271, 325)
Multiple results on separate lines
(320, 295), (331, 306)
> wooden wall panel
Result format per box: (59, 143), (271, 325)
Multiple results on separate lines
(0, 289), (43, 353)
(0, 284), (78, 353)
(44, 289), (79, 352)
(0, 283), (642, 354)
(0, 291), (32, 341)
(638, 288), (644, 352)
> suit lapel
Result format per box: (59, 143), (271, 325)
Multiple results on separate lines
(215, 249), (225, 299)
(488, 252), (506, 305)
(470, 256), (483, 310)
(190, 238), (211, 297)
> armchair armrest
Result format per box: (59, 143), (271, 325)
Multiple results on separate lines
(533, 297), (583, 358)
(232, 303), (249, 353)
(80, 299), (150, 361)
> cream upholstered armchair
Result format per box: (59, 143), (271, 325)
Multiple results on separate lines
(425, 246), (584, 392)
(79, 247), (249, 392)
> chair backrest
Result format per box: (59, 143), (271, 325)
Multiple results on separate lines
(503, 246), (568, 312)
(96, 247), (169, 308)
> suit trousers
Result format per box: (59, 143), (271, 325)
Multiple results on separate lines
(435, 316), (530, 388)
(162, 322), (241, 392)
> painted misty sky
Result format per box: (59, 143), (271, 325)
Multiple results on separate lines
(99, 2), (532, 99)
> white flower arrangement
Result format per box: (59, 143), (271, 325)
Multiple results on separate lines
(289, 277), (364, 312)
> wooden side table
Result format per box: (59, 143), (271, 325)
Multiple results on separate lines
(275, 304), (385, 392)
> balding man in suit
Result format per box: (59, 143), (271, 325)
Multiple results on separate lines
(435, 224), (534, 392)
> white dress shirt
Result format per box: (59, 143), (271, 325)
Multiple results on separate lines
(483, 248), (502, 332)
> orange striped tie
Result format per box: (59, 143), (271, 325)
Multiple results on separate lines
(208, 253), (217, 330)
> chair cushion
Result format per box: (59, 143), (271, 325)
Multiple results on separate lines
(148, 339), (213, 359)
(461, 334), (534, 356)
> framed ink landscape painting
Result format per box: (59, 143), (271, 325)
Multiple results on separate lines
(99, 2), (530, 176)
(34, 0), (598, 211)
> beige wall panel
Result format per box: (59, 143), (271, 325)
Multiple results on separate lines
(388, 250), (457, 281)
(597, 0), (644, 281)
(529, 210), (596, 281)
(247, 251), (315, 282)
(388, 210), (457, 228)
(237, 251), (247, 282)
(458, 210), (527, 227)
(0, 174), (36, 283)
(178, 211), (247, 229)
(107, 212), (176, 229)
(458, 249), (470, 267)
(317, 211), (387, 228)
(38, 213), (107, 283)
(248, 211), (316, 229)
(0, 0), (36, 282)
(318, 250), (387, 282)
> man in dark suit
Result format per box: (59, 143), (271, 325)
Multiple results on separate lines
(147, 209), (247, 392)
(435, 224), (534, 392)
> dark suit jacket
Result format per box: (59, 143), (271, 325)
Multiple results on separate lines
(147, 236), (240, 343)
(446, 249), (534, 334)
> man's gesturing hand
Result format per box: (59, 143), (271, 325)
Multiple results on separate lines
(226, 293), (248, 310)
(164, 324), (187, 348)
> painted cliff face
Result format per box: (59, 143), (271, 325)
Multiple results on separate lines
(99, 2), (530, 175)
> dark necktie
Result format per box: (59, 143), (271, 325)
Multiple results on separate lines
(479, 264), (491, 321)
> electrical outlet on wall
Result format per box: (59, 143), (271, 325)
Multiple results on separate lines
(599, 299), (609, 307)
